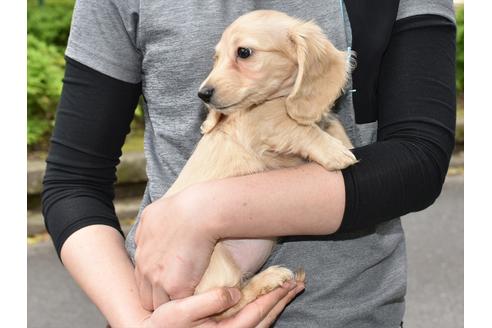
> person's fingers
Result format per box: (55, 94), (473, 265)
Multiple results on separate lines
(175, 287), (242, 321)
(221, 281), (296, 328)
(135, 267), (155, 311)
(255, 282), (305, 328)
(152, 283), (170, 310)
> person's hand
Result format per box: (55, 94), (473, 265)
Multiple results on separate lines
(141, 281), (305, 328)
(134, 190), (219, 310)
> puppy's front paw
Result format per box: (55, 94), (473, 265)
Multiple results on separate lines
(200, 110), (222, 134)
(320, 140), (358, 170)
(200, 120), (214, 134)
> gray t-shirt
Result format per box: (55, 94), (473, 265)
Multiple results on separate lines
(66, 1), (454, 327)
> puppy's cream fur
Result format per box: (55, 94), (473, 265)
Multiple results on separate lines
(164, 10), (357, 318)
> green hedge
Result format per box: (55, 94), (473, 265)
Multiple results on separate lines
(27, 0), (74, 149)
(456, 6), (464, 95)
(28, 2), (73, 47)
(27, 34), (65, 146)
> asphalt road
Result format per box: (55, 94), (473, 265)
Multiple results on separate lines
(402, 174), (463, 328)
(27, 175), (463, 328)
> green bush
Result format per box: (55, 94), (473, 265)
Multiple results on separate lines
(27, 2), (73, 48)
(27, 34), (65, 147)
(27, 0), (74, 149)
(27, 0), (146, 150)
(456, 6), (464, 94)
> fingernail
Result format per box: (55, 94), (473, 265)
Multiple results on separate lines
(282, 280), (297, 290)
(228, 288), (242, 303)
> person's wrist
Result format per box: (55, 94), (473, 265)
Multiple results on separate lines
(179, 181), (228, 241)
(108, 308), (151, 328)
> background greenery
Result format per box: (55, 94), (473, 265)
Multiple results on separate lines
(27, 0), (73, 149)
(27, 1), (465, 150)
(27, 0), (144, 151)
(456, 6), (464, 95)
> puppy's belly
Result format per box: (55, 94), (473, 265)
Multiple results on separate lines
(222, 238), (276, 276)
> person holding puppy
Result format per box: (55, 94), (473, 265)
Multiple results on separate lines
(42, 0), (456, 327)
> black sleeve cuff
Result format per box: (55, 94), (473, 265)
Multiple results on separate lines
(44, 195), (125, 259)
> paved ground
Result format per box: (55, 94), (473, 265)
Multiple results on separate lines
(27, 246), (106, 327)
(402, 174), (463, 328)
(27, 175), (463, 328)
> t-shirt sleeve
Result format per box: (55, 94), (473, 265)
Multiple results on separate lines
(397, 0), (455, 22)
(65, 0), (142, 83)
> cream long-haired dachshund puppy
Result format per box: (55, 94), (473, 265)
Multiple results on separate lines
(164, 10), (357, 318)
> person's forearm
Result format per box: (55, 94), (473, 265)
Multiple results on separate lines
(60, 225), (150, 327)
(191, 163), (345, 239)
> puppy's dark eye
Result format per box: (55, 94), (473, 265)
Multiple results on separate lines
(237, 47), (252, 59)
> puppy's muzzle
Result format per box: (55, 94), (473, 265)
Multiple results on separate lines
(198, 86), (215, 103)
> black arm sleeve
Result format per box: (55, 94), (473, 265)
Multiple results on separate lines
(339, 15), (456, 232)
(41, 57), (141, 257)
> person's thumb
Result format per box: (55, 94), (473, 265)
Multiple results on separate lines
(187, 287), (242, 320)
(214, 287), (241, 314)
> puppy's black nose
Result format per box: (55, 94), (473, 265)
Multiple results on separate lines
(198, 87), (214, 103)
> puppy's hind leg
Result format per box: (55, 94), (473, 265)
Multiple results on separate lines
(194, 242), (243, 295)
(216, 266), (305, 320)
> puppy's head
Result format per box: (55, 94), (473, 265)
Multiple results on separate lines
(198, 10), (350, 125)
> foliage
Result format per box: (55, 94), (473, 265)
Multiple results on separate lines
(27, 0), (145, 149)
(27, 34), (65, 146)
(27, 0), (74, 149)
(455, 6), (464, 95)
(27, 1), (74, 48)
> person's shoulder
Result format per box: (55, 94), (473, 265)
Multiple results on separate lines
(397, 0), (455, 23)
(67, 0), (142, 83)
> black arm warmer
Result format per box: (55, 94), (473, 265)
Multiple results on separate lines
(339, 15), (456, 231)
(41, 57), (141, 257)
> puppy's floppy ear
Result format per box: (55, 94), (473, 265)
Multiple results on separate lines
(200, 109), (222, 134)
(286, 21), (350, 125)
